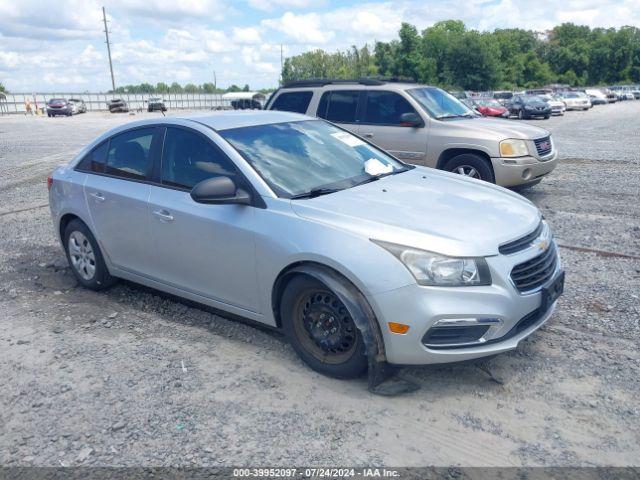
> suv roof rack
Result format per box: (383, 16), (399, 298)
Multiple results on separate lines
(281, 77), (417, 89)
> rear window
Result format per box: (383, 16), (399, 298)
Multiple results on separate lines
(76, 141), (108, 173)
(270, 91), (313, 114)
(317, 91), (360, 123)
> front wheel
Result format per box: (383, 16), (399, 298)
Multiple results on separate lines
(518, 110), (524, 120)
(63, 219), (116, 290)
(281, 276), (368, 379)
(443, 153), (495, 183)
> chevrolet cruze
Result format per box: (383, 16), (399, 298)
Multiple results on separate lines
(48, 111), (564, 379)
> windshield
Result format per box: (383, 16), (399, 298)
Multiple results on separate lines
(220, 120), (408, 198)
(477, 98), (502, 107)
(523, 95), (546, 104)
(407, 87), (474, 119)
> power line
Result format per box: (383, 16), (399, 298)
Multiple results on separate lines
(102, 6), (116, 92)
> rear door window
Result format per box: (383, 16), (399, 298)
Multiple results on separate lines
(317, 91), (361, 123)
(270, 91), (313, 114)
(76, 141), (108, 173)
(161, 127), (239, 190)
(362, 91), (418, 126)
(104, 128), (156, 180)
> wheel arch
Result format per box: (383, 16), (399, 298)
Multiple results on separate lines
(271, 261), (386, 363)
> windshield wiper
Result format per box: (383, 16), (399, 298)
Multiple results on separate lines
(436, 113), (475, 120)
(290, 187), (343, 200)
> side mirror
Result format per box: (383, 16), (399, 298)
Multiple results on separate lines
(400, 112), (424, 127)
(190, 176), (251, 206)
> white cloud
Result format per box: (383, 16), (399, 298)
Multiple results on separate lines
(248, 0), (324, 12)
(262, 12), (334, 44)
(232, 27), (262, 45)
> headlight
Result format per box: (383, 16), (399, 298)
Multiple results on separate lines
(499, 139), (528, 157)
(372, 240), (492, 287)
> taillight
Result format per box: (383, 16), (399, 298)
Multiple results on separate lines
(47, 176), (53, 191)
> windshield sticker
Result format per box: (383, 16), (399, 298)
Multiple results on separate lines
(331, 131), (365, 147)
(364, 158), (393, 176)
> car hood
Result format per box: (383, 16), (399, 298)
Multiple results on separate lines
(440, 116), (550, 141)
(290, 167), (541, 257)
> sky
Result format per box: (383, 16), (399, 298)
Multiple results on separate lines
(0, 0), (638, 92)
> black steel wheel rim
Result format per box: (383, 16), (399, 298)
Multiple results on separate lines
(293, 289), (358, 364)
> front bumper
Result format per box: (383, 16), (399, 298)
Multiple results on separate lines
(367, 244), (563, 365)
(47, 107), (72, 115)
(490, 150), (558, 187)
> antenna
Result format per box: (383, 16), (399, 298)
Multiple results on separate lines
(102, 6), (116, 92)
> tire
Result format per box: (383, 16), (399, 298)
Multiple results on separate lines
(47, 113), (51, 117)
(544, 115), (550, 119)
(518, 109), (524, 120)
(63, 219), (116, 290)
(280, 275), (368, 379)
(443, 153), (495, 183)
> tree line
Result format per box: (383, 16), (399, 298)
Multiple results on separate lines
(282, 20), (640, 90)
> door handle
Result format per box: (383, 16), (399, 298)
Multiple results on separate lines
(89, 192), (105, 202)
(363, 133), (374, 138)
(153, 209), (174, 222)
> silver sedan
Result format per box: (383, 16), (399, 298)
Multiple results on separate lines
(48, 111), (564, 383)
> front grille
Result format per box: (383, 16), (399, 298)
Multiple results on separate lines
(499, 222), (543, 255)
(511, 245), (558, 293)
(533, 136), (552, 156)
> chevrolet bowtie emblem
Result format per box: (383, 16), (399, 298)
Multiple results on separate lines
(536, 239), (548, 251)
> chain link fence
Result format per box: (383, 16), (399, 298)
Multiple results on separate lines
(0, 92), (234, 115)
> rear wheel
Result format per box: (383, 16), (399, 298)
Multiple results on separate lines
(443, 153), (495, 183)
(63, 219), (116, 290)
(281, 276), (368, 379)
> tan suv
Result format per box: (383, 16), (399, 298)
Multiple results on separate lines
(266, 79), (558, 188)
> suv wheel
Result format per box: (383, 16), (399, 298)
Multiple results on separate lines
(281, 276), (368, 379)
(518, 109), (525, 120)
(63, 219), (116, 290)
(443, 153), (495, 183)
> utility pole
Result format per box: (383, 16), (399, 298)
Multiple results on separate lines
(213, 70), (217, 89)
(280, 44), (284, 85)
(102, 6), (116, 92)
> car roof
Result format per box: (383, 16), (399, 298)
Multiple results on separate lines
(281, 82), (422, 93)
(172, 110), (311, 130)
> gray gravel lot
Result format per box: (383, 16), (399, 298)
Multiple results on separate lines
(0, 104), (639, 467)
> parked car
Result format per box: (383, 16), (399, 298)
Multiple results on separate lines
(46, 98), (73, 117)
(231, 99), (262, 110)
(584, 89), (607, 105)
(621, 91), (635, 100)
(493, 91), (514, 105)
(538, 94), (566, 115)
(107, 98), (129, 113)
(266, 79), (557, 188)
(68, 98), (87, 114)
(631, 90), (640, 99)
(147, 97), (167, 112)
(506, 95), (552, 120)
(48, 111), (564, 380)
(602, 89), (618, 103)
(558, 92), (591, 110)
(468, 98), (509, 117)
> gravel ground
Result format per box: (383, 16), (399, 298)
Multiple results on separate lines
(0, 104), (639, 468)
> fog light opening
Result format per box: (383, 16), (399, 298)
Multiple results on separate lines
(522, 168), (532, 180)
